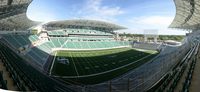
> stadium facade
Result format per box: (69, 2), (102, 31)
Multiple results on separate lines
(146, 0), (200, 92)
(0, 0), (199, 92)
(0, 0), (134, 91)
(169, 0), (200, 30)
(0, 0), (38, 32)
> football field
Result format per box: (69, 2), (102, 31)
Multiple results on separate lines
(50, 48), (158, 84)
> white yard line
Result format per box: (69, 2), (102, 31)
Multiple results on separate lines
(134, 48), (156, 52)
(79, 52), (98, 73)
(49, 52), (57, 75)
(52, 52), (157, 78)
(70, 52), (79, 76)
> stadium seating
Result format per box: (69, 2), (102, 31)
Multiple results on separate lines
(0, 43), (73, 92)
(148, 43), (199, 92)
(46, 36), (130, 49)
(61, 41), (129, 49)
(28, 35), (39, 42)
(133, 42), (161, 50)
(50, 38), (63, 47)
(3, 35), (25, 48)
(2, 29), (130, 67)
(0, 71), (7, 89)
(61, 28), (113, 36)
(47, 31), (66, 36)
(3, 34), (39, 49)
(26, 47), (50, 66)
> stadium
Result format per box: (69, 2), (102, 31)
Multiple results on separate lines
(0, 0), (199, 92)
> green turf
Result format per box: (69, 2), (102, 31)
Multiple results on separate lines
(51, 48), (158, 84)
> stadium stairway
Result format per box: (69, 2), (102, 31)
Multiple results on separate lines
(147, 43), (198, 92)
(164, 44), (197, 92)
(0, 59), (18, 90)
(188, 45), (200, 92)
(0, 45), (30, 91)
(0, 42), (76, 92)
(173, 43), (199, 92)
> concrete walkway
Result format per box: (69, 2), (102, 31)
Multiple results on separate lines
(189, 55), (200, 92)
(0, 59), (18, 91)
(174, 65), (189, 92)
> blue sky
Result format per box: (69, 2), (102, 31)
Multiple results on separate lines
(27, 0), (186, 35)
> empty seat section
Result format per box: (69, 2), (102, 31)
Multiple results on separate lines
(28, 35), (39, 42)
(87, 42), (96, 48)
(26, 51), (45, 65)
(73, 42), (82, 49)
(14, 35), (30, 45)
(50, 38), (62, 47)
(64, 41), (75, 48)
(58, 38), (66, 44)
(31, 47), (49, 62)
(37, 43), (52, 53)
(46, 42), (55, 48)
(3, 35), (22, 48)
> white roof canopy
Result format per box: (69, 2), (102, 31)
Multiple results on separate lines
(169, 0), (200, 30)
(44, 20), (126, 31)
(0, 0), (39, 31)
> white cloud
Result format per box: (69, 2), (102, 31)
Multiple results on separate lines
(123, 16), (186, 35)
(129, 16), (174, 28)
(74, 0), (124, 22)
(79, 15), (118, 23)
(27, 5), (57, 22)
(126, 16), (175, 32)
(28, 0), (125, 24)
(85, 0), (124, 16)
(27, 12), (57, 22)
(118, 28), (186, 35)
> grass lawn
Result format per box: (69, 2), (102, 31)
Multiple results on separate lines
(51, 47), (158, 84)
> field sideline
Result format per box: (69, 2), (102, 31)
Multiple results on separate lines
(50, 47), (158, 84)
